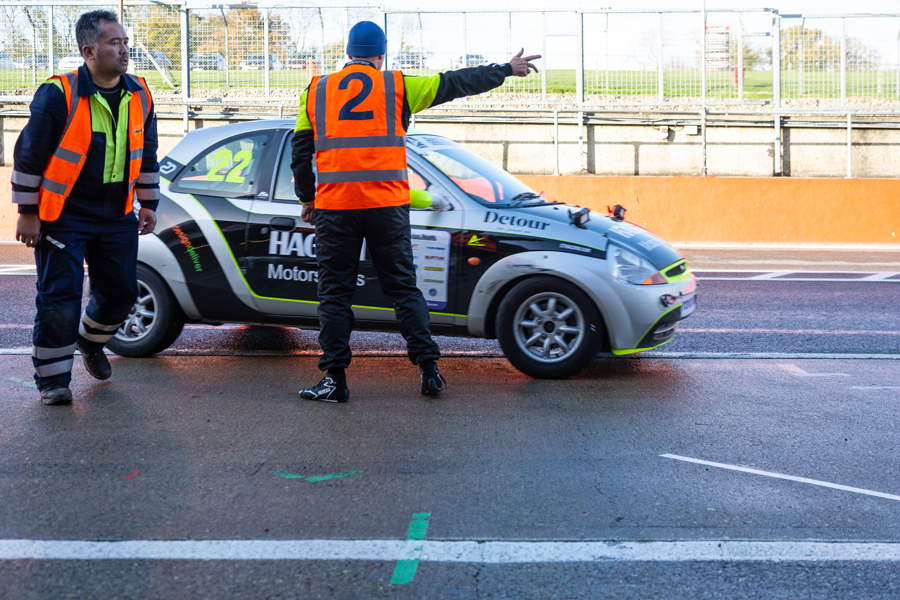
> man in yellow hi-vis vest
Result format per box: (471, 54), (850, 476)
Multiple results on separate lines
(12, 10), (159, 405)
(292, 21), (538, 402)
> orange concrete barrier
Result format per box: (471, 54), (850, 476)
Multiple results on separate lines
(0, 167), (15, 242)
(3, 169), (898, 245)
(517, 175), (900, 246)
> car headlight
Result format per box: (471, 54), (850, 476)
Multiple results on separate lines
(607, 244), (665, 285)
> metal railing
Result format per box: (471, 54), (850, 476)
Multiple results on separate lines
(0, 2), (897, 110)
(1, 2), (898, 177)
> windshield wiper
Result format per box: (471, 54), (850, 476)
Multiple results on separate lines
(505, 192), (555, 207)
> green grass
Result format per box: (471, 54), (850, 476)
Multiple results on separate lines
(2, 67), (897, 101)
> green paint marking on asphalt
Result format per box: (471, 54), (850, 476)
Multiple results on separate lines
(304, 471), (363, 482)
(391, 512), (431, 585)
(269, 470), (306, 479)
(268, 470), (363, 482)
(9, 377), (36, 389)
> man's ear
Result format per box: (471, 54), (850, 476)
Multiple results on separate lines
(81, 45), (95, 62)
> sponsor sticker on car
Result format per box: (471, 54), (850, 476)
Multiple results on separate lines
(412, 229), (451, 310)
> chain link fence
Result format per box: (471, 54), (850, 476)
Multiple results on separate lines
(0, 2), (897, 110)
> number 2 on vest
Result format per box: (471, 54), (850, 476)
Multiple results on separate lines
(338, 73), (374, 121)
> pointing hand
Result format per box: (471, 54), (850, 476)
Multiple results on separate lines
(508, 48), (540, 77)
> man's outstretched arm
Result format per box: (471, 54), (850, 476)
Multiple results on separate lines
(405, 48), (541, 113)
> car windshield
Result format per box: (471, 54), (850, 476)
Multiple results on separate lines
(412, 136), (546, 207)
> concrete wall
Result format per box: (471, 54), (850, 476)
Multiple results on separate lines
(3, 113), (900, 179)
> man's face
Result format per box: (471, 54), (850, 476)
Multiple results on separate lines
(83, 19), (129, 77)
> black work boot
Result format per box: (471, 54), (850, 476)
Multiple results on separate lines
(420, 361), (447, 396)
(76, 343), (112, 381)
(39, 382), (73, 405)
(299, 374), (349, 403)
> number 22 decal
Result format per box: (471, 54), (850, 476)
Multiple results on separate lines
(206, 148), (252, 183)
(338, 72), (374, 121)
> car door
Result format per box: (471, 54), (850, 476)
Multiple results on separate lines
(406, 153), (465, 329)
(166, 127), (277, 321)
(243, 131), (464, 330)
(243, 128), (323, 319)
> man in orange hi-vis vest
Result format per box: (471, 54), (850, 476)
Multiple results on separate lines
(291, 21), (539, 402)
(12, 10), (159, 405)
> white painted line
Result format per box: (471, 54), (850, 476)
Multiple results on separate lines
(4, 539), (900, 562)
(749, 271), (791, 280)
(698, 277), (900, 283)
(778, 364), (850, 377)
(681, 328), (900, 335)
(661, 454), (900, 502)
(0, 349), (898, 360)
(613, 352), (900, 360)
(850, 386), (900, 390)
(691, 269), (899, 274)
(672, 242), (900, 250)
(858, 272), (900, 282)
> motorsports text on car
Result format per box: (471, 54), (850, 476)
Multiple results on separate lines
(110, 122), (697, 379)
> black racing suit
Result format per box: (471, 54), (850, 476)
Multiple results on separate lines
(291, 62), (513, 373)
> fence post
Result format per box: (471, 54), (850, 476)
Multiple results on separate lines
(506, 12), (511, 65)
(846, 113), (852, 178)
(30, 11), (36, 86)
(773, 12), (782, 176)
(48, 7), (53, 78)
(700, 3), (707, 177)
(578, 11), (584, 171)
(220, 9), (229, 88)
(553, 109), (559, 176)
(264, 8), (270, 99)
(604, 12), (609, 94)
(773, 12), (781, 111)
(737, 13), (743, 101)
(657, 12), (663, 102)
(383, 11), (389, 69)
(840, 17), (846, 107)
(181, 3), (190, 133)
(462, 12), (466, 71)
(541, 12), (547, 103)
(798, 18), (804, 97)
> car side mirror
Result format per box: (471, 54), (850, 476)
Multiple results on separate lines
(410, 188), (435, 210)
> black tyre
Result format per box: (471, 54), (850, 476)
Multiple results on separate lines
(107, 264), (185, 357)
(496, 276), (604, 379)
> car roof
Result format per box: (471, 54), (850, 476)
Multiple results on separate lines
(167, 120), (446, 165)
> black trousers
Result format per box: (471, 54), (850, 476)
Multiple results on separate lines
(314, 204), (440, 372)
(32, 210), (139, 389)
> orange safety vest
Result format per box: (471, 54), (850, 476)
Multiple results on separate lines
(38, 71), (151, 222)
(307, 64), (408, 210)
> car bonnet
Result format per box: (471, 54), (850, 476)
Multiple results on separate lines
(472, 202), (683, 270)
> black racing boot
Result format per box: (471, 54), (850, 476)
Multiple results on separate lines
(299, 374), (349, 403)
(40, 382), (73, 405)
(420, 361), (447, 396)
(76, 343), (111, 380)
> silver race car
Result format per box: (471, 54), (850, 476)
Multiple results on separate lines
(108, 122), (697, 378)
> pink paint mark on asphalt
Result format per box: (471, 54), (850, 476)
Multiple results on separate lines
(123, 470), (142, 481)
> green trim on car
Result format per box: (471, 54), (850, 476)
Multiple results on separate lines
(611, 302), (682, 355)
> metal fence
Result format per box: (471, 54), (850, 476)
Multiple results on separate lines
(0, 2), (898, 110)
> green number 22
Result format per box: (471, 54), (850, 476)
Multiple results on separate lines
(206, 148), (252, 183)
